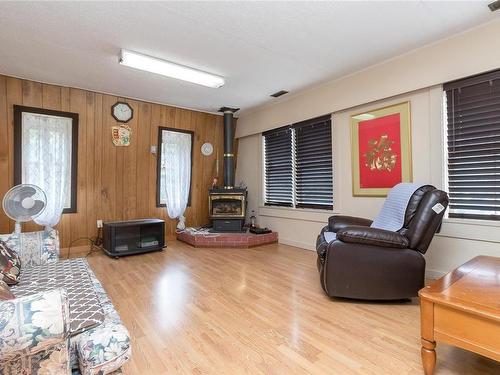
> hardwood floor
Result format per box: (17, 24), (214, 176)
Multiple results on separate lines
(86, 240), (500, 374)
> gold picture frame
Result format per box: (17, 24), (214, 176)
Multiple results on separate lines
(350, 101), (412, 197)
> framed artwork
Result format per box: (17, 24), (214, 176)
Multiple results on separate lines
(350, 101), (412, 196)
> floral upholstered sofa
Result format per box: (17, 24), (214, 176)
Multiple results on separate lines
(0, 230), (131, 374)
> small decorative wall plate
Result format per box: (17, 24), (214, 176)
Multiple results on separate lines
(112, 124), (132, 146)
(201, 142), (214, 156)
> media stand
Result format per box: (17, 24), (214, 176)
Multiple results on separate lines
(103, 219), (165, 258)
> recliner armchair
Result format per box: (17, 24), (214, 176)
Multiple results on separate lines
(316, 185), (448, 300)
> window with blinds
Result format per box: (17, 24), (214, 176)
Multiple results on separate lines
(263, 115), (333, 210)
(263, 126), (294, 206)
(444, 69), (500, 220)
(295, 116), (333, 209)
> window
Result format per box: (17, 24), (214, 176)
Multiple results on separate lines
(14, 105), (78, 213)
(294, 117), (333, 208)
(156, 127), (193, 207)
(263, 126), (293, 206)
(263, 115), (333, 210)
(444, 69), (500, 220)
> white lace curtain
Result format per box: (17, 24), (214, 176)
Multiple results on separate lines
(161, 130), (191, 230)
(22, 112), (72, 229)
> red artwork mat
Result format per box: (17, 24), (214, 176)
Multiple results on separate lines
(358, 113), (402, 189)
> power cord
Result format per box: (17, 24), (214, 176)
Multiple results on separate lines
(66, 236), (103, 259)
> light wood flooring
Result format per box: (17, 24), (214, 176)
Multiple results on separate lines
(85, 240), (500, 374)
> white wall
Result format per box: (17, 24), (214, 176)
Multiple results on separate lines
(234, 133), (260, 221)
(236, 19), (500, 137)
(235, 19), (500, 278)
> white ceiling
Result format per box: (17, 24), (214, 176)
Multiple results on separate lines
(0, 1), (498, 114)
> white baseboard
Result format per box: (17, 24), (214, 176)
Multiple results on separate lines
(278, 238), (316, 251)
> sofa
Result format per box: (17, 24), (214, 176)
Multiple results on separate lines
(316, 185), (448, 300)
(0, 229), (131, 374)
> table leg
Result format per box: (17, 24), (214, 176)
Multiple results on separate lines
(421, 338), (436, 375)
(420, 298), (436, 375)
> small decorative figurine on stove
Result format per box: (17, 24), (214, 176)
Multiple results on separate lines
(250, 210), (257, 229)
(211, 176), (219, 188)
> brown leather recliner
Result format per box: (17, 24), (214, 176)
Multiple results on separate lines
(316, 185), (449, 300)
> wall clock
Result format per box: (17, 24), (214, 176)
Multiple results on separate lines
(112, 101), (133, 123)
(201, 142), (214, 156)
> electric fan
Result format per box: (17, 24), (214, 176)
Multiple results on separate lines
(2, 184), (47, 233)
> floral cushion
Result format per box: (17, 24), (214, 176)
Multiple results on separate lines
(75, 319), (131, 375)
(0, 279), (15, 300)
(0, 229), (59, 267)
(0, 240), (21, 285)
(1, 341), (70, 375)
(0, 288), (70, 375)
(0, 288), (70, 357)
(0, 233), (18, 254)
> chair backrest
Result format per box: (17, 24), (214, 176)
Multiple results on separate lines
(0, 229), (60, 267)
(398, 186), (449, 253)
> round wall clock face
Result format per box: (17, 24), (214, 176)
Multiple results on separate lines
(112, 102), (133, 123)
(201, 142), (214, 156)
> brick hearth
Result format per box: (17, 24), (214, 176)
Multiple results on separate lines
(177, 230), (278, 248)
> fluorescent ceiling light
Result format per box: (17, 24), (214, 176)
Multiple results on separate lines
(352, 113), (376, 121)
(119, 49), (225, 88)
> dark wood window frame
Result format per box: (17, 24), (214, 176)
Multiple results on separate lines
(13, 105), (79, 214)
(156, 126), (194, 208)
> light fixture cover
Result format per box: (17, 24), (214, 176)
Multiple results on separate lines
(119, 49), (225, 88)
(352, 113), (376, 121)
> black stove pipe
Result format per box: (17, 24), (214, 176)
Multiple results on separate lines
(219, 107), (239, 189)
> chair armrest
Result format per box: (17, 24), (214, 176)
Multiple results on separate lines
(0, 288), (70, 360)
(336, 226), (409, 249)
(328, 215), (373, 232)
(316, 226), (330, 266)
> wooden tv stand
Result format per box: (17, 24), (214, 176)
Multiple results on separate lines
(419, 256), (500, 374)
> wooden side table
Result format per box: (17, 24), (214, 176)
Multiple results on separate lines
(419, 256), (500, 374)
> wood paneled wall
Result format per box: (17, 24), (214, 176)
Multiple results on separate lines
(0, 74), (228, 248)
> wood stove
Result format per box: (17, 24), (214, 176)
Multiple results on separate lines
(209, 188), (247, 232)
(209, 107), (247, 232)
(210, 193), (245, 217)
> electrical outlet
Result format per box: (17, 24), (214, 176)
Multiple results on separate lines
(97, 220), (103, 228)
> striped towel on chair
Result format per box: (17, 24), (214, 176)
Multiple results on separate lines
(370, 183), (426, 232)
